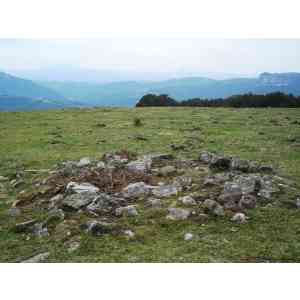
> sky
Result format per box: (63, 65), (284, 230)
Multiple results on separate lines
(1, 39), (300, 79)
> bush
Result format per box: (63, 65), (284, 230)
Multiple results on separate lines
(133, 117), (142, 127)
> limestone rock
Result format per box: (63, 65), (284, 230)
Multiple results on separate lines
(166, 208), (190, 220)
(87, 193), (125, 214)
(115, 205), (138, 217)
(123, 182), (152, 199)
(184, 233), (194, 241)
(178, 195), (197, 206)
(231, 212), (248, 224)
(21, 252), (50, 263)
(62, 192), (97, 210)
(152, 185), (179, 198)
(77, 157), (91, 167)
(66, 182), (99, 194)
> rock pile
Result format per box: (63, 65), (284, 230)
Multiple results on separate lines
(7, 149), (299, 255)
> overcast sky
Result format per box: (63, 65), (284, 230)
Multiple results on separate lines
(1, 39), (300, 77)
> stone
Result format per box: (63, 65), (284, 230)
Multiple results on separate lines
(8, 207), (21, 217)
(85, 220), (115, 236)
(173, 176), (193, 191)
(66, 182), (100, 194)
(146, 198), (163, 208)
(218, 192), (242, 205)
(32, 223), (49, 238)
(213, 204), (225, 216)
(45, 208), (65, 224)
(202, 199), (217, 211)
(96, 161), (106, 169)
(115, 205), (138, 217)
(230, 158), (250, 172)
(152, 184), (179, 198)
(62, 192), (97, 210)
(178, 195), (197, 206)
(21, 252), (50, 263)
(239, 194), (257, 210)
(203, 199), (224, 216)
(14, 219), (37, 233)
(48, 194), (64, 209)
(259, 165), (274, 174)
(146, 153), (174, 165)
(87, 193), (125, 214)
(166, 208), (190, 220)
(66, 240), (81, 253)
(124, 230), (135, 238)
(126, 159), (151, 173)
(231, 213), (248, 224)
(296, 198), (300, 209)
(77, 157), (91, 167)
(184, 233), (194, 241)
(158, 165), (176, 177)
(0, 176), (9, 182)
(199, 151), (216, 164)
(122, 182), (152, 198)
(210, 157), (231, 171)
(224, 175), (261, 195)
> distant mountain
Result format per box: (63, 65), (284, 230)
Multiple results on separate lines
(0, 95), (71, 112)
(0, 71), (82, 111)
(0, 71), (65, 100)
(40, 72), (300, 107)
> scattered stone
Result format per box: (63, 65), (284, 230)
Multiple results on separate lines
(199, 151), (216, 164)
(158, 165), (176, 177)
(45, 208), (65, 224)
(48, 194), (64, 209)
(62, 192), (97, 210)
(231, 213), (248, 224)
(126, 159), (151, 173)
(66, 182), (100, 194)
(210, 156), (231, 171)
(32, 223), (49, 238)
(123, 182), (152, 198)
(115, 205), (138, 217)
(8, 207), (21, 217)
(166, 208), (190, 220)
(152, 184), (179, 198)
(230, 158), (250, 172)
(178, 195), (197, 206)
(173, 176), (193, 191)
(0, 176), (9, 182)
(259, 165), (274, 174)
(146, 198), (163, 208)
(239, 194), (257, 210)
(184, 233), (194, 241)
(87, 193), (125, 214)
(224, 175), (260, 195)
(66, 240), (81, 253)
(96, 161), (106, 169)
(124, 230), (135, 238)
(218, 192), (242, 205)
(296, 198), (300, 209)
(21, 252), (50, 263)
(77, 157), (91, 167)
(85, 220), (115, 236)
(14, 219), (37, 233)
(203, 199), (224, 216)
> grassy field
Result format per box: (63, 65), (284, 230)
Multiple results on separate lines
(0, 107), (300, 262)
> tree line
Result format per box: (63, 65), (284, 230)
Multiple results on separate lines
(136, 92), (300, 108)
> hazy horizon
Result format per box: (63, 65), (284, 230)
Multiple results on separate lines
(1, 39), (300, 82)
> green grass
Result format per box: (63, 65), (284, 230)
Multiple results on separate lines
(0, 107), (300, 262)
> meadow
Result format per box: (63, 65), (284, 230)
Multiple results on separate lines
(0, 107), (300, 262)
